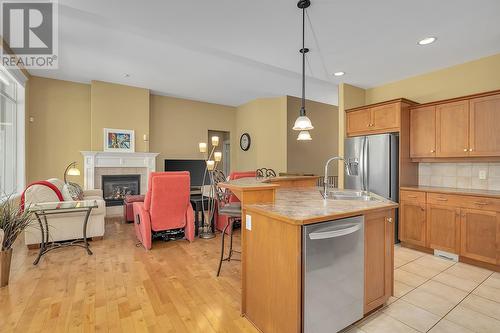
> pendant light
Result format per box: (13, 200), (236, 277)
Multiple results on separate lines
(294, 0), (313, 140)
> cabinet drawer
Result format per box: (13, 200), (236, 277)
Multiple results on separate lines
(400, 190), (426, 203)
(427, 193), (463, 207)
(459, 196), (500, 212)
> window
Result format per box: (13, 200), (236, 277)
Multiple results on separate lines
(0, 67), (18, 195)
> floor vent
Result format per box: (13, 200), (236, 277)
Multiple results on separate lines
(434, 249), (458, 262)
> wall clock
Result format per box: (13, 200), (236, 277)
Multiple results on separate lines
(240, 133), (251, 151)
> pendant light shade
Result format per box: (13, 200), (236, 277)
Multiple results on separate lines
(293, 0), (313, 138)
(297, 130), (312, 141)
(293, 115), (314, 131)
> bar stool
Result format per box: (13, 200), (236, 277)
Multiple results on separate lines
(213, 170), (241, 276)
(256, 168), (277, 178)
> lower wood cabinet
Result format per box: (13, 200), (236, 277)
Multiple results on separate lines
(400, 189), (500, 270)
(400, 201), (426, 247)
(364, 209), (394, 313)
(460, 209), (500, 265)
(427, 204), (461, 254)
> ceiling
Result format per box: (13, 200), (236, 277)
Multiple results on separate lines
(29, 0), (500, 106)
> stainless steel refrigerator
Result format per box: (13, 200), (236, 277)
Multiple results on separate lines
(344, 133), (399, 240)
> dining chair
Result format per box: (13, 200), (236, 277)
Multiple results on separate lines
(256, 168), (277, 178)
(212, 169), (241, 276)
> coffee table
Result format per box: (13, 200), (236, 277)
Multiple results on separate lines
(28, 200), (98, 265)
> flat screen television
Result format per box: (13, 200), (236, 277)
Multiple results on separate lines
(164, 159), (210, 188)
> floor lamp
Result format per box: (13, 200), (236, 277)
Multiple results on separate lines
(198, 136), (222, 239)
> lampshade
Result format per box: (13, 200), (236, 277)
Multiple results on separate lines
(67, 167), (81, 176)
(292, 115), (314, 131)
(297, 130), (312, 141)
(206, 160), (215, 171)
(211, 136), (220, 146)
(214, 151), (222, 162)
(199, 142), (207, 153)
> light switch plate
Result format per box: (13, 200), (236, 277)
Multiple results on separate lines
(245, 214), (252, 231)
(479, 170), (487, 180)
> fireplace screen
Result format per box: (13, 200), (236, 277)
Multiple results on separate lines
(102, 174), (140, 206)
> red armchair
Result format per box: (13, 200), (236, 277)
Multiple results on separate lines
(216, 170), (256, 233)
(133, 172), (195, 250)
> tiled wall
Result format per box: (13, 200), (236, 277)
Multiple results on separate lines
(418, 163), (500, 191)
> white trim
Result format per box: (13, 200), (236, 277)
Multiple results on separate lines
(15, 84), (25, 193)
(5, 66), (28, 87)
(80, 151), (158, 190)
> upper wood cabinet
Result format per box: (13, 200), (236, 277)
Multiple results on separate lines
(436, 100), (470, 157)
(410, 106), (436, 158)
(469, 94), (500, 157)
(346, 109), (371, 135)
(409, 90), (500, 159)
(460, 209), (500, 265)
(364, 209), (394, 314)
(346, 100), (411, 137)
(370, 103), (400, 132)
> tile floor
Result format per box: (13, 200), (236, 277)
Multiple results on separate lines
(343, 245), (500, 333)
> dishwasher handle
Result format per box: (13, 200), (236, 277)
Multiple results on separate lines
(309, 224), (361, 240)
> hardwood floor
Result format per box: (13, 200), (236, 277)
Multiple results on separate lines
(0, 218), (257, 333)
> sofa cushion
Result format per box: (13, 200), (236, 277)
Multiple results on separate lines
(124, 194), (145, 204)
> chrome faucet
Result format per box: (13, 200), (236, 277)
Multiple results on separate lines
(323, 156), (353, 199)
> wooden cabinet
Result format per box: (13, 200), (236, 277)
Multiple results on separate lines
(410, 106), (436, 158)
(371, 103), (400, 132)
(469, 94), (500, 157)
(409, 90), (500, 159)
(364, 209), (394, 313)
(400, 201), (427, 247)
(460, 209), (500, 265)
(346, 100), (410, 137)
(346, 109), (371, 135)
(426, 204), (461, 254)
(436, 100), (470, 157)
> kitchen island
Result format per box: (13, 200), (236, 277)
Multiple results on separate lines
(219, 177), (397, 333)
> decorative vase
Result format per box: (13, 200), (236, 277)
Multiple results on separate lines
(0, 248), (13, 287)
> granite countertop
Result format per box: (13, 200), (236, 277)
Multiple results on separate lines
(245, 187), (398, 225)
(219, 175), (318, 190)
(401, 185), (500, 198)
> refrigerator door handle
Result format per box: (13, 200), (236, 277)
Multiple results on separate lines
(359, 138), (365, 191)
(364, 137), (369, 192)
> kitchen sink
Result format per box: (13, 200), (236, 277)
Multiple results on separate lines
(322, 190), (376, 201)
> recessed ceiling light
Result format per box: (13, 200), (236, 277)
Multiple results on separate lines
(123, 73), (131, 78)
(333, 71), (345, 77)
(417, 37), (437, 45)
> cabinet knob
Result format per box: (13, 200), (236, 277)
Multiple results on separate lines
(463, 148), (468, 152)
(386, 217), (393, 223)
(430, 149), (435, 153)
(469, 148), (473, 152)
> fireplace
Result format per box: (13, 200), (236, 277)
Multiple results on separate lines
(102, 174), (141, 206)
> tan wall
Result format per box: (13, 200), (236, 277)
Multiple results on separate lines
(365, 53), (500, 104)
(235, 97), (287, 173)
(287, 96), (339, 176)
(90, 81), (150, 152)
(27, 77), (91, 184)
(337, 84), (366, 188)
(149, 95), (236, 172)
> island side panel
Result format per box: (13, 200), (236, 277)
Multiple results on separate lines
(239, 188), (276, 315)
(364, 209), (395, 314)
(242, 211), (302, 333)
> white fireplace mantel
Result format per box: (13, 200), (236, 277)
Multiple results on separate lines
(80, 151), (159, 190)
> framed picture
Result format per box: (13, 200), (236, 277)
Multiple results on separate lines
(103, 128), (135, 152)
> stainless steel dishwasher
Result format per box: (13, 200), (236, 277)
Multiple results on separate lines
(303, 216), (364, 333)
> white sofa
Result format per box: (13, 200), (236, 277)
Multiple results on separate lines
(23, 178), (106, 246)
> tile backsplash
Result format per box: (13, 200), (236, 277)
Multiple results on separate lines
(418, 163), (500, 191)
